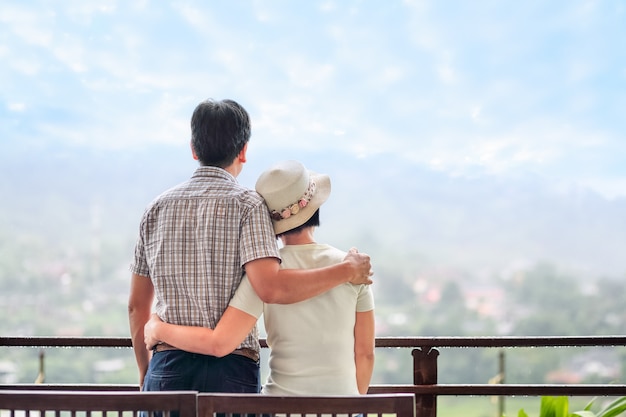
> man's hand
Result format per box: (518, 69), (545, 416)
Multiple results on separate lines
(344, 247), (373, 285)
(144, 313), (163, 350)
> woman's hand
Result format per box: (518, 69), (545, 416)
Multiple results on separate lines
(144, 313), (163, 350)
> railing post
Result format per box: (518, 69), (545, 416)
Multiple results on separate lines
(412, 347), (439, 417)
(498, 349), (505, 417)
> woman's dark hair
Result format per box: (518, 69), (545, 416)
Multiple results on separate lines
(190, 99), (251, 167)
(277, 209), (320, 238)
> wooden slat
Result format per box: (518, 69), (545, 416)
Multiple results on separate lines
(198, 393), (415, 417)
(0, 390), (198, 417)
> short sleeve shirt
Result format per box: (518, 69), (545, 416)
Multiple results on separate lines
(229, 243), (375, 394)
(130, 166), (280, 352)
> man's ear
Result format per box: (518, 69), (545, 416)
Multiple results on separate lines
(238, 143), (248, 163)
(190, 141), (199, 160)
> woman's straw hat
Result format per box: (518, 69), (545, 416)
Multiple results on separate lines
(255, 160), (331, 235)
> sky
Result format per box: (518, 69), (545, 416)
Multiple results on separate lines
(1, 0), (625, 199)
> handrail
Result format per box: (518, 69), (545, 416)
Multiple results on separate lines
(368, 384), (626, 396)
(2, 336), (625, 417)
(4, 383), (626, 396)
(373, 335), (626, 348)
(1, 337), (133, 348)
(3, 335), (626, 348)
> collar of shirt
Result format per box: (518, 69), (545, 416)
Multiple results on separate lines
(191, 165), (237, 183)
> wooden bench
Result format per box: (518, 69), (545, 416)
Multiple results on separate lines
(0, 390), (198, 417)
(197, 393), (416, 417)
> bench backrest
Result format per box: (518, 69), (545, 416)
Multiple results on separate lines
(197, 393), (415, 417)
(0, 390), (198, 417)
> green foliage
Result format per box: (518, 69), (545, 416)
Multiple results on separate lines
(513, 396), (626, 417)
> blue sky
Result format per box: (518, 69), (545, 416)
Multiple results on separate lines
(2, 1), (625, 198)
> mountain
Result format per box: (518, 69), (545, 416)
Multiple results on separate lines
(2, 142), (625, 281)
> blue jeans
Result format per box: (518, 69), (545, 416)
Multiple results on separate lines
(143, 350), (260, 393)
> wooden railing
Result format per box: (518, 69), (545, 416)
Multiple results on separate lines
(197, 392), (416, 417)
(2, 336), (626, 417)
(0, 390), (416, 417)
(0, 390), (199, 417)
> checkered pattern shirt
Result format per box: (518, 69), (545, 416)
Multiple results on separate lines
(130, 166), (280, 353)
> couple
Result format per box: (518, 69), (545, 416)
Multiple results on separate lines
(128, 98), (375, 396)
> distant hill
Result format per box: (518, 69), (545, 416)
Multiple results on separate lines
(2, 142), (625, 280)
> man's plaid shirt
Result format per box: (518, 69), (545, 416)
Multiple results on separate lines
(130, 166), (280, 353)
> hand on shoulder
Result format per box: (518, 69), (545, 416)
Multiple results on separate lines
(344, 247), (373, 285)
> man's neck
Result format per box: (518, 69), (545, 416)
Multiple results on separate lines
(223, 162), (242, 178)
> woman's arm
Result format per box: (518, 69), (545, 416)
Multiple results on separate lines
(144, 306), (258, 357)
(354, 309), (376, 394)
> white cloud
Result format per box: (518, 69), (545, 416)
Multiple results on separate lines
(8, 102), (26, 112)
(579, 177), (626, 200)
(176, 4), (210, 31)
(0, 5), (55, 47)
(51, 34), (88, 73)
(1, 0), (625, 199)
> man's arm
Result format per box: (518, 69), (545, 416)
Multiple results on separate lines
(143, 307), (258, 357)
(127, 273), (154, 388)
(245, 247), (373, 304)
(354, 309), (376, 394)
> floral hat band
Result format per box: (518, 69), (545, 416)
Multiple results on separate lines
(270, 180), (317, 221)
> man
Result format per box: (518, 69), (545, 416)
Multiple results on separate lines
(128, 99), (372, 393)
